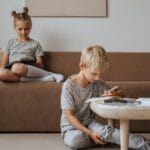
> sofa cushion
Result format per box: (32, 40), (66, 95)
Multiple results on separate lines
(0, 81), (63, 132)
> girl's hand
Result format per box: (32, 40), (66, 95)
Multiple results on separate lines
(36, 56), (44, 68)
(1, 53), (9, 67)
(89, 132), (106, 145)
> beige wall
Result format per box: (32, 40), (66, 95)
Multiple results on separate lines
(0, 0), (150, 52)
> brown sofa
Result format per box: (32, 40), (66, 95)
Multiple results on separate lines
(0, 51), (150, 132)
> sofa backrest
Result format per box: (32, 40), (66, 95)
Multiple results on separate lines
(1, 51), (149, 81)
(44, 51), (80, 80)
(44, 51), (150, 81)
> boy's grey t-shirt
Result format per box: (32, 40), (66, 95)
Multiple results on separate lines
(2, 39), (44, 63)
(61, 79), (111, 133)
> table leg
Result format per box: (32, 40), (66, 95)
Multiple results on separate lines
(120, 120), (129, 150)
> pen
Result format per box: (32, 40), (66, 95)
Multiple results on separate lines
(108, 86), (119, 92)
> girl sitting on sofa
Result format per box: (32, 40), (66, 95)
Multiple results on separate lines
(0, 7), (64, 82)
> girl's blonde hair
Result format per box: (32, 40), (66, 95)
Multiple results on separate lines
(11, 7), (31, 25)
(80, 45), (109, 71)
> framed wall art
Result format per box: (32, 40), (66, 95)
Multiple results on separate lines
(25, 0), (107, 17)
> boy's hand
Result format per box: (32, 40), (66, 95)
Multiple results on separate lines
(89, 132), (106, 145)
(102, 86), (120, 97)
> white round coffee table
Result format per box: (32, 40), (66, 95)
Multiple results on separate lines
(89, 98), (150, 150)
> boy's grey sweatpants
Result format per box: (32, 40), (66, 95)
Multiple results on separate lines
(63, 120), (150, 150)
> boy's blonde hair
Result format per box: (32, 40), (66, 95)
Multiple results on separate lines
(80, 45), (109, 71)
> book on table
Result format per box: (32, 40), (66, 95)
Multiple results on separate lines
(86, 96), (150, 105)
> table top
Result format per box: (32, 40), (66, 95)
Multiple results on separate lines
(90, 97), (150, 120)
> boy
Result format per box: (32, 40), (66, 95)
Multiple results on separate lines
(60, 45), (149, 150)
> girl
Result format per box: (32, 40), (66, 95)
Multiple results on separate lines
(0, 7), (64, 82)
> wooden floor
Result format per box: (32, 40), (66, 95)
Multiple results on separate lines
(0, 133), (149, 150)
